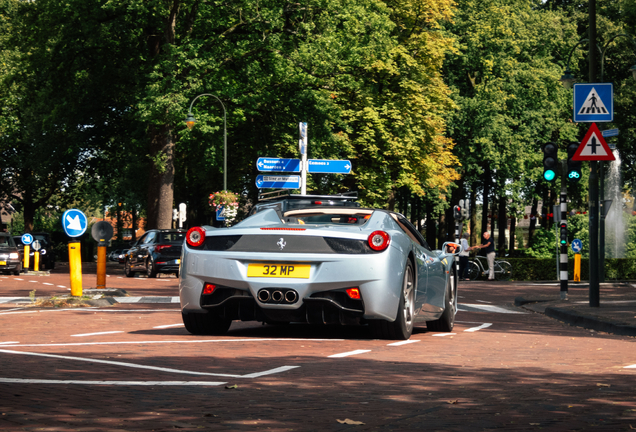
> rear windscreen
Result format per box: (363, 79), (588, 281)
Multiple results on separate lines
(160, 232), (186, 243)
(282, 210), (373, 225)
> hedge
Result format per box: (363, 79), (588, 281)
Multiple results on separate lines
(502, 258), (636, 281)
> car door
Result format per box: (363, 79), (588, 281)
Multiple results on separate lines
(391, 215), (429, 313)
(137, 231), (156, 268)
(130, 233), (147, 269)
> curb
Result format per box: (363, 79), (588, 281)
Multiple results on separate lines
(544, 306), (636, 337)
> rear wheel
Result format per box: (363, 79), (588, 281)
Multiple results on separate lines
(496, 261), (512, 281)
(467, 261), (480, 281)
(182, 311), (232, 335)
(146, 259), (157, 278)
(124, 259), (134, 278)
(370, 261), (415, 340)
(426, 276), (456, 332)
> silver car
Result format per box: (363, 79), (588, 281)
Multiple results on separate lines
(179, 194), (460, 340)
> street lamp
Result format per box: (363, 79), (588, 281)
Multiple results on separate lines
(600, 33), (636, 82)
(559, 39), (589, 89)
(185, 94), (227, 191)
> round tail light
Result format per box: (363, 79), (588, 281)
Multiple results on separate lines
(186, 227), (205, 247)
(368, 230), (390, 251)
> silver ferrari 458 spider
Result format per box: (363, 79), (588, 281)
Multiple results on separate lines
(179, 193), (461, 340)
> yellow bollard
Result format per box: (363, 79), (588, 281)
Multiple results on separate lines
(96, 245), (107, 290)
(23, 245), (30, 270)
(574, 253), (581, 282)
(68, 242), (83, 296)
(33, 251), (39, 272)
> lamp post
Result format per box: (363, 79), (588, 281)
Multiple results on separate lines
(185, 94), (227, 191)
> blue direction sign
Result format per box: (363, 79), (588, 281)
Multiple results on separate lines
(573, 83), (613, 122)
(21, 233), (33, 246)
(256, 157), (301, 172)
(62, 209), (88, 238)
(307, 159), (352, 174)
(602, 128), (619, 137)
(256, 175), (301, 189)
(571, 239), (582, 254)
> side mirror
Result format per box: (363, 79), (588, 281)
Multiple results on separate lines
(441, 241), (463, 256)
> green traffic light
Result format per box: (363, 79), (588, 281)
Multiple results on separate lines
(560, 240), (567, 245)
(544, 170), (556, 181)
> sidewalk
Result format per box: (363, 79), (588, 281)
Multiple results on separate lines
(514, 281), (636, 336)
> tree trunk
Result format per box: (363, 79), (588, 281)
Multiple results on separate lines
(481, 169), (491, 236)
(528, 197), (538, 248)
(498, 194), (506, 255)
(470, 187), (477, 246)
(22, 197), (35, 233)
(426, 200), (436, 249)
(509, 216), (517, 254)
(437, 212), (446, 249)
(146, 125), (175, 230)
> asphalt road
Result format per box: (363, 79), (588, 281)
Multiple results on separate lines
(0, 269), (635, 431)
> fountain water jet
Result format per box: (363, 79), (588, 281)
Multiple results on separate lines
(604, 149), (625, 258)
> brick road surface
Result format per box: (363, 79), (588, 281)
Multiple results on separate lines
(0, 276), (634, 431)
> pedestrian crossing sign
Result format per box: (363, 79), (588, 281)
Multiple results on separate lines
(573, 83), (613, 122)
(572, 123), (615, 161)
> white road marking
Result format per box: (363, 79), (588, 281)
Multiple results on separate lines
(328, 350), (371, 358)
(0, 378), (226, 386)
(456, 320), (486, 324)
(0, 308), (176, 315)
(15, 278), (23, 281)
(113, 296), (180, 304)
(43, 283), (53, 286)
(153, 324), (184, 329)
(464, 323), (492, 332)
(0, 338), (344, 348)
(0, 341), (19, 345)
(476, 300), (491, 304)
(432, 333), (456, 337)
(57, 285), (66, 288)
(28, 281), (38, 283)
(387, 340), (420, 346)
(459, 303), (525, 314)
(71, 331), (125, 337)
(0, 349), (298, 379)
(624, 364), (636, 369)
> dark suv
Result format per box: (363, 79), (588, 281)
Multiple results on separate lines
(0, 233), (23, 275)
(124, 229), (186, 278)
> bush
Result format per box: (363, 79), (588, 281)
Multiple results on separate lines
(505, 257), (636, 281)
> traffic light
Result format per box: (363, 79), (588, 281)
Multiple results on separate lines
(566, 141), (582, 183)
(559, 221), (567, 246)
(542, 142), (558, 182)
(453, 205), (462, 221)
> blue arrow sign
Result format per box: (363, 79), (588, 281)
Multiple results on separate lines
(571, 239), (582, 253)
(62, 209), (88, 238)
(573, 83), (613, 122)
(256, 157), (301, 172)
(307, 159), (352, 174)
(256, 175), (301, 189)
(21, 233), (33, 245)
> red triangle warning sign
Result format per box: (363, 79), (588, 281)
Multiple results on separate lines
(572, 123), (615, 161)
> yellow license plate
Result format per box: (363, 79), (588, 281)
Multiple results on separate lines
(247, 263), (310, 279)
(0, 261), (5, 266)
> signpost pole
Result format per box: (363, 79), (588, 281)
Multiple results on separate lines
(589, 0), (600, 307)
(33, 250), (39, 272)
(68, 241), (83, 297)
(96, 246), (107, 290)
(559, 172), (568, 300)
(23, 245), (30, 270)
(599, 162), (606, 282)
(299, 123), (308, 195)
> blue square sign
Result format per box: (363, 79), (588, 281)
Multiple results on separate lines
(573, 83), (613, 122)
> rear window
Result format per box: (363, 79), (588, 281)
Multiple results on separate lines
(160, 232), (186, 243)
(283, 209), (373, 225)
(0, 235), (15, 247)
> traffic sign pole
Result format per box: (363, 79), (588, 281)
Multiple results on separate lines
(299, 122), (308, 195)
(68, 242), (83, 297)
(559, 170), (568, 300)
(589, 161), (599, 307)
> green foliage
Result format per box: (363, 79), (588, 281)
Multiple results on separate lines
(525, 228), (557, 259)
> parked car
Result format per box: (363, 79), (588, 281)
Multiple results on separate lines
(0, 233), (23, 275)
(124, 230), (186, 278)
(118, 249), (129, 264)
(179, 193), (461, 340)
(108, 249), (123, 262)
(13, 232), (55, 270)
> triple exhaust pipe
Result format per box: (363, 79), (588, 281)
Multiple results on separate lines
(257, 288), (298, 304)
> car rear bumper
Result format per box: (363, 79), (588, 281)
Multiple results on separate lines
(179, 247), (405, 321)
